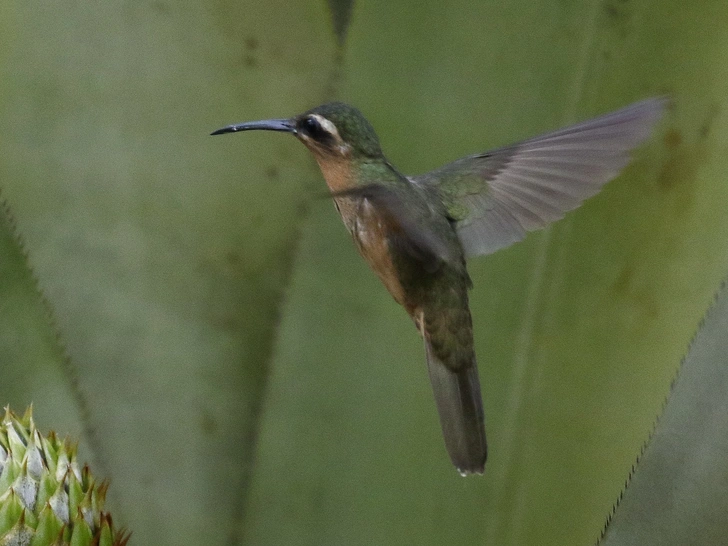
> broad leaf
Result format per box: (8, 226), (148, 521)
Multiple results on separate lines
(0, 1), (336, 544)
(0, 198), (86, 451)
(600, 280), (728, 545)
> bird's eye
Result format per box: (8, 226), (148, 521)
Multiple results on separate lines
(302, 116), (323, 136)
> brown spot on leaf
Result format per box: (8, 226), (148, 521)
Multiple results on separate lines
(200, 411), (218, 436)
(612, 265), (634, 294)
(603, 0), (631, 37)
(699, 104), (721, 139)
(655, 139), (707, 220)
(327, 0), (355, 47)
(226, 251), (241, 266)
(151, 1), (170, 14)
(657, 156), (680, 191)
(657, 143), (703, 195)
(634, 289), (659, 322)
(240, 38), (259, 68)
(604, 4), (619, 19)
(612, 266), (659, 327)
(604, 0), (630, 22)
(265, 166), (279, 179)
(243, 54), (257, 68)
(212, 313), (242, 332)
(663, 128), (682, 149)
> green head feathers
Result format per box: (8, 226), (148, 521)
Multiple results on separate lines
(300, 102), (382, 158)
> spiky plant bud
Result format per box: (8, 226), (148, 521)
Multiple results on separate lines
(0, 406), (128, 546)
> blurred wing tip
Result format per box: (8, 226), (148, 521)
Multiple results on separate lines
(648, 94), (672, 108)
(632, 95), (671, 124)
(614, 95), (670, 150)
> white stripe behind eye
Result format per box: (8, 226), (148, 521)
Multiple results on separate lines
(309, 114), (351, 154)
(311, 114), (341, 140)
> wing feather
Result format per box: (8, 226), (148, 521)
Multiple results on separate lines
(413, 98), (667, 257)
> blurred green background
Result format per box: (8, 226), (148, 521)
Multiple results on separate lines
(1, 1), (727, 544)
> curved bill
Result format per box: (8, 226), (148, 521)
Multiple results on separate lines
(210, 118), (295, 136)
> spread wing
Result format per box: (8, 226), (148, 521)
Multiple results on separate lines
(412, 98), (667, 257)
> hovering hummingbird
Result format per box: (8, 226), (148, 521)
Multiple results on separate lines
(212, 98), (666, 475)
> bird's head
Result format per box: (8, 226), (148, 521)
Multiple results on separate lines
(211, 102), (383, 161)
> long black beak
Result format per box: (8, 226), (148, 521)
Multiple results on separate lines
(210, 118), (296, 136)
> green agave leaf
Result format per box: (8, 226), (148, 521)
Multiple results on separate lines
(0, 199), (87, 455)
(600, 279), (728, 545)
(242, 1), (728, 545)
(0, 1), (339, 544)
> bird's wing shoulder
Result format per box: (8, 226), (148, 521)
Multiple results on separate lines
(332, 183), (460, 273)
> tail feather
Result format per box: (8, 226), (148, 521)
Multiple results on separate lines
(424, 339), (487, 475)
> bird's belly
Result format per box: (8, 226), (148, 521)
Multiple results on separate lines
(350, 205), (407, 307)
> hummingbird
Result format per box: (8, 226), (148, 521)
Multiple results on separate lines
(212, 98), (666, 475)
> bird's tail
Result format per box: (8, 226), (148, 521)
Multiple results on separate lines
(424, 338), (487, 475)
